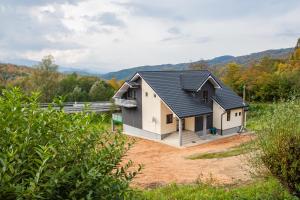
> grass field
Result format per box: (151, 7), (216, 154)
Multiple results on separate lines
(140, 177), (298, 200)
(186, 141), (254, 160)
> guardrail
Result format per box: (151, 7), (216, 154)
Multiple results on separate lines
(39, 102), (120, 113)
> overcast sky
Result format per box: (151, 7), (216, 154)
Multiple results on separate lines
(0, 0), (299, 72)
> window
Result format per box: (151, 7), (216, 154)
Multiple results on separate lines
(127, 90), (136, 99)
(166, 114), (173, 124)
(133, 90), (136, 99)
(203, 90), (208, 103)
(154, 94), (156, 98)
(235, 112), (238, 117)
(239, 112), (241, 116)
(145, 92), (148, 97)
(227, 111), (231, 121)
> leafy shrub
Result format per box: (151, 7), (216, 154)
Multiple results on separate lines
(252, 100), (300, 197)
(0, 88), (141, 199)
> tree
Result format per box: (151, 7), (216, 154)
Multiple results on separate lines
(89, 80), (115, 101)
(221, 62), (243, 94)
(0, 88), (141, 199)
(31, 55), (60, 102)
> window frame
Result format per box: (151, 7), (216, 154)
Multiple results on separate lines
(227, 111), (231, 121)
(145, 92), (148, 97)
(166, 114), (173, 124)
(203, 90), (208, 103)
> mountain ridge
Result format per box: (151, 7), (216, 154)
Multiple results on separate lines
(101, 47), (293, 80)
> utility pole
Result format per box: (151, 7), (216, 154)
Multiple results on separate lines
(243, 85), (246, 104)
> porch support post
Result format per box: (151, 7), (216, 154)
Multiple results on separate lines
(203, 115), (207, 136)
(179, 118), (183, 146)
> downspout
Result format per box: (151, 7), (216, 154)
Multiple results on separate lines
(220, 111), (226, 135)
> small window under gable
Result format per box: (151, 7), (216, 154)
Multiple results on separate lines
(154, 94), (156, 98)
(239, 112), (241, 116)
(145, 92), (148, 97)
(203, 90), (208, 103)
(235, 112), (238, 117)
(227, 111), (231, 121)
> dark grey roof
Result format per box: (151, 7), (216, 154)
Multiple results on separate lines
(135, 70), (246, 118)
(213, 86), (246, 110)
(180, 72), (210, 91)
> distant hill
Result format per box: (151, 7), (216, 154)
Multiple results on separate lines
(101, 48), (293, 80)
(0, 63), (35, 82)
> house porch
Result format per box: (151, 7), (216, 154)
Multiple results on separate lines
(162, 130), (239, 147)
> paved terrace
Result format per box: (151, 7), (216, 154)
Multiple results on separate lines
(162, 131), (243, 148)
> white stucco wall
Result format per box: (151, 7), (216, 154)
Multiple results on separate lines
(141, 79), (178, 135)
(213, 101), (243, 130)
(141, 79), (161, 133)
(185, 117), (195, 131)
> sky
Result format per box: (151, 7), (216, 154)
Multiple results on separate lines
(0, 0), (299, 73)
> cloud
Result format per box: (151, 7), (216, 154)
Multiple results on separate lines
(84, 12), (126, 28)
(168, 27), (181, 35)
(0, 0), (299, 72)
(1, 0), (82, 6)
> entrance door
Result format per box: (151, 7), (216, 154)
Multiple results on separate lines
(207, 115), (213, 129)
(195, 115), (212, 132)
(195, 116), (203, 132)
(176, 118), (185, 131)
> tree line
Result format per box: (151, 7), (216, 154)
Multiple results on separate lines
(190, 39), (300, 101)
(0, 55), (124, 102)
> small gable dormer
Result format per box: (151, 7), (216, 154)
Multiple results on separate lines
(180, 72), (221, 105)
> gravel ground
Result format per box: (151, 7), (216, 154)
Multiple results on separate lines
(124, 134), (255, 188)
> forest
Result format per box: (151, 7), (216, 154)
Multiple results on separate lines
(193, 39), (300, 102)
(0, 55), (124, 102)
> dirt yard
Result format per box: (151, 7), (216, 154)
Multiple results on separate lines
(124, 134), (255, 188)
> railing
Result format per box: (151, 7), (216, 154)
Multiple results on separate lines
(114, 98), (137, 108)
(39, 102), (120, 113)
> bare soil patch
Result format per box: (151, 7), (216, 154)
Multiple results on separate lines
(124, 134), (255, 188)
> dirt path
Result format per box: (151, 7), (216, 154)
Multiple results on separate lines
(124, 134), (254, 188)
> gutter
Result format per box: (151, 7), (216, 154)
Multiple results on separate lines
(220, 111), (227, 135)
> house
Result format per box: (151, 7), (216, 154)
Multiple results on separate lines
(113, 70), (248, 146)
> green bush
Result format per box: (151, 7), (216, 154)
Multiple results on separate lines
(0, 88), (141, 199)
(253, 100), (300, 197)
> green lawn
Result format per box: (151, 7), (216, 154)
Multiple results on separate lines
(140, 178), (298, 200)
(186, 141), (254, 160)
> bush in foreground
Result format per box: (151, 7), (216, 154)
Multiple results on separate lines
(252, 100), (300, 197)
(0, 88), (140, 199)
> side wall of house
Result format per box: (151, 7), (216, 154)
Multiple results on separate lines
(185, 117), (195, 131)
(141, 79), (161, 134)
(213, 101), (243, 133)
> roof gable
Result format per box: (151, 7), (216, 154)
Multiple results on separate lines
(180, 72), (221, 92)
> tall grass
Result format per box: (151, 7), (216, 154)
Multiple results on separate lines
(141, 177), (297, 200)
(250, 100), (300, 197)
